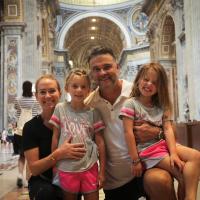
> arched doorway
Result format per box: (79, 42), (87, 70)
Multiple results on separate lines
(56, 12), (132, 68)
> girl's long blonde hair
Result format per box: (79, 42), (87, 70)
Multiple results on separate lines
(65, 69), (91, 91)
(130, 62), (172, 111)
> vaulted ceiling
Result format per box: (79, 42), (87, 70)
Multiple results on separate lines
(58, 0), (133, 68)
(63, 16), (124, 68)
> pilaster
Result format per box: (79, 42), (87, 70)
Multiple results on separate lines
(184, 0), (200, 120)
(54, 49), (69, 100)
(0, 22), (25, 128)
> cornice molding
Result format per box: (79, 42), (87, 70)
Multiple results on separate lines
(0, 21), (26, 30)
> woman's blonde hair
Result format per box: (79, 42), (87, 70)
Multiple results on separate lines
(130, 62), (171, 111)
(65, 69), (90, 91)
(35, 74), (61, 94)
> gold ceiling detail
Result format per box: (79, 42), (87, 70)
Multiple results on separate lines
(59, 0), (130, 6)
(64, 17), (124, 68)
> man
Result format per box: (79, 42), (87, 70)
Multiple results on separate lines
(85, 46), (176, 200)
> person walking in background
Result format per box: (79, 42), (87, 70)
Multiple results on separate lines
(50, 69), (106, 200)
(6, 123), (14, 152)
(1, 128), (8, 146)
(23, 74), (86, 200)
(14, 81), (41, 188)
(119, 62), (200, 200)
(85, 46), (177, 200)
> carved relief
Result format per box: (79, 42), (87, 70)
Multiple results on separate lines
(6, 37), (18, 124)
(6, 39), (18, 72)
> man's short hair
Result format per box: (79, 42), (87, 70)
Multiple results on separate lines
(87, 46), (116, 63)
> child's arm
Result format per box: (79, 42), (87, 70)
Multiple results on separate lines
(122, 116), (143, 177)
(95, 131), (106, 189)
(163, 110), (185, 170)
(51, 126), (60, 152)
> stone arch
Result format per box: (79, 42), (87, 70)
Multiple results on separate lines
(56, 11), (132, 50)
(159, 15), (176, 59)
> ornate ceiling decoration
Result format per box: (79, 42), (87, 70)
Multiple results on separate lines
(59, 0), (131, 6)
(64, 17), (124, 68)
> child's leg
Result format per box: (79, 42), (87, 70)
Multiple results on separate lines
(156, 156), (185, 200)
(81, 163), (99, 200)
(84, 191), (99, 200)
(63, 191), (78, 200)
(176, 145), (200, 200)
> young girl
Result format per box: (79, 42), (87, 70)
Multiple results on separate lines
(50, 69), (106, 200)
(119, 62), (200, 200)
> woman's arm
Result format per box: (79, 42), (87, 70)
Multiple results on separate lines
(122, 116), (142, 177)
(95, 131), (106, 188)
(25, 137), (86, 176)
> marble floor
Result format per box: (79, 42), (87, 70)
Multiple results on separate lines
(0, 142), (29, 200)
(0, 142), (199, 200)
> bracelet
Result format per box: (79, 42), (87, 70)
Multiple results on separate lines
(158, 129), (163, 140)
(49, 154), (56, 162)
(132, 158), (141, 165)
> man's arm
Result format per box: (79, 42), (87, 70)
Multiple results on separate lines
(134, 120), (162, 143)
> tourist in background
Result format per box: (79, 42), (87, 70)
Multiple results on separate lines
(14, 81), (41, 188)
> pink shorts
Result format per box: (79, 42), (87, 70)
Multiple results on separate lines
(58, 163), (99, 194)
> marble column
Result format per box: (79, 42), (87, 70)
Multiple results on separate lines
(54, 49), (69, 101)
(23, 0), (41, 82)
(172, 2), (188, 122)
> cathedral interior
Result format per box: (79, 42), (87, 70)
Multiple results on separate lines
(0, 0), (200, 198)
(1, 0), (200, 148)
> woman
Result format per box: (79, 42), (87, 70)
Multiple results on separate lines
(22, 74), (86, 200)
(14, 80), (40, 188)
